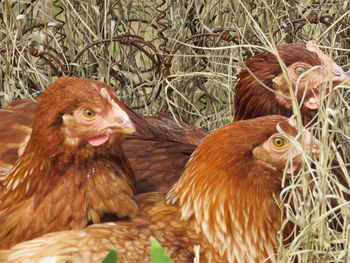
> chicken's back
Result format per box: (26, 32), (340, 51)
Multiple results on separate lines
(124, 109), (208, 193)
(0, 192), (221, 263)
(0, 99), (34, 174)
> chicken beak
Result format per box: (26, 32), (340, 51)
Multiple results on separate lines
(109, 110), (136, 135)
(302, 129), (321, 158)
(310, 145), (321, 159)
(113, 119), (136, 135)
(87, 111), (135, 147)
(332, 70), (350, 87)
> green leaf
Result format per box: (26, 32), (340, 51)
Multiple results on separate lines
(175, 17), (182, 26)
(117, 24), (125, 33)
(151, 236), (173, 263)
(229, 31), (237, 36)
(101, 249), (118, 263)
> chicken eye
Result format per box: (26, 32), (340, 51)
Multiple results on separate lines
(82, 109), (96, 120)
(294, 66), (308, 76)
(271, 136), (288, 149)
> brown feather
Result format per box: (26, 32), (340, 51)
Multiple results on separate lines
(0, 115), (319, 263)
(235, 41), (350, 218)
(0, 42), (347, 196)
(235, 41), (350, 124)
(0, 88), (207, 194)
(124, 113), (207, 192)
(0, 77), (137, 249)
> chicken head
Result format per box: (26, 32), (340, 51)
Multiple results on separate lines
(235, 41), (350, 124)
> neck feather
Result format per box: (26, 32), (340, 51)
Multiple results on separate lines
(0, 135), (137, 248)
(0, 133), (136, 217)
(234, 73), (316, 125)
(234, 76), (293, 121)
(167, 151), (282, 263)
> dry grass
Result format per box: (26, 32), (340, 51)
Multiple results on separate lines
(1, 0), (350, 262)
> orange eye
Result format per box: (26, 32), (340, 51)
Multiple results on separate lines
(271, 136), (288, 149)
(294, 66), (308, 76)
(82, 109), (96, 119)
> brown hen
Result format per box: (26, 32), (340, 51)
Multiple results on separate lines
(0, 42), (346, 196)
(235, 41), (350, 207)
(0, 78), (207, 193)
(235, 41), (350, 124)
(0, 78), (138, 249)
(0, 115), (320, 263)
